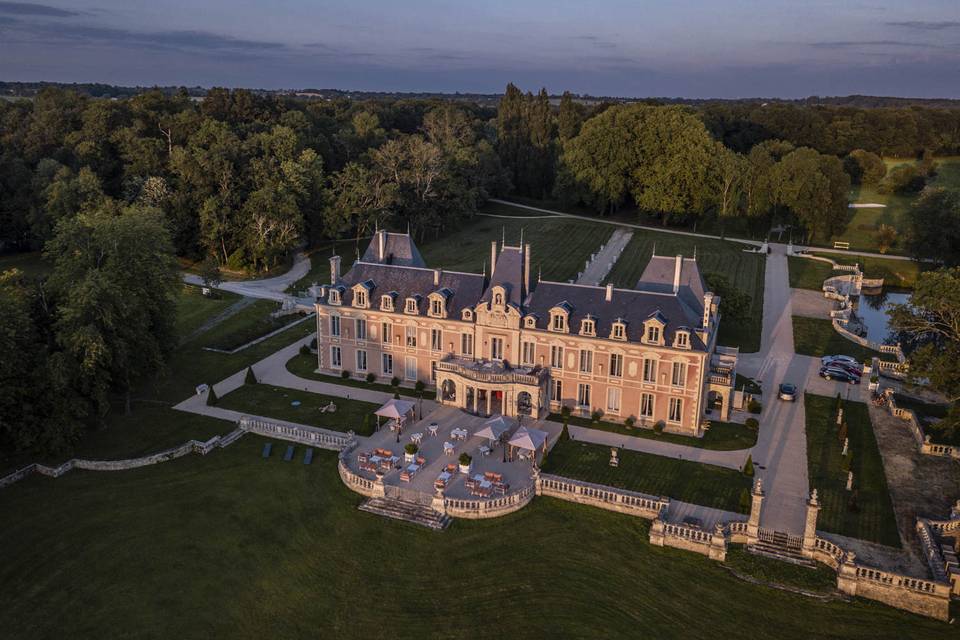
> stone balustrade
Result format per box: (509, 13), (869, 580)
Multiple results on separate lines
(443, 484), (536, 519)
(809, 536), (846, 569)
(239, 416), (352, 451)
(838, 559), (951, 620)
(884, 390), (960, 459)
(337, 458), (377, 497)
(537, 473), (668, 519)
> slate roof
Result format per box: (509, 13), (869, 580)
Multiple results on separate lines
(480, 246), (524, 306)
(361, 231), (426, 267)
(637, 255), (707, 319)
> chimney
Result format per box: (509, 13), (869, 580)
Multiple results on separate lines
(605, 283), (613, 302)
(329, 255), (341, 284)
(433, 268), (441, 286)
(703, 292), (714, 329)
(673, 255), (683, 294)
(523, 243), (531, 297)
(490, 240), (498, 275)
(378, 230), (385, 261)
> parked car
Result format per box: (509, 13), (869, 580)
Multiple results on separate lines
(819, 366), (861, 384)
(778, 383), (798, 401)
(821, 355), (863, 372)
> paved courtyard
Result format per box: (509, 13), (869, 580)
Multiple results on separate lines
(346, 405), (562, 501)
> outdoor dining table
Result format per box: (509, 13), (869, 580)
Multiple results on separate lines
(443, 442), (455, 455)
(436, 471), (452, 486)
(428, 423), (439, 437)
(451, 428), (468, 441)
(410, 432), (423, 445)
(478, 445), (491, 456)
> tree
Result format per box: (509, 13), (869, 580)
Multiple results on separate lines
(199, 255), (222, 290)
(775, 147), (849, 242)
(739, 488), (751, 514)
(903, 188), (960, 266)
(206, 385), (219, 406)
(874, 224), (898, 254)
(705, 273), (751, 322)
(843, 149), (887, 185)
(245, 366), (258, 385)
(557, 91), (585, 142)
(45, 205), (180, 417)
(890, 268), (960, 397)
(743, 454), (754, 477)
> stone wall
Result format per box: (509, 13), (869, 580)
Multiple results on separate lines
(238, 416), (352, 451)
(650, 519), (726, 560)
(444, 484), (536, 519)
(837, 559), (951, 621)
(537, 473), (668, 519)
(884, 390), (960, 459)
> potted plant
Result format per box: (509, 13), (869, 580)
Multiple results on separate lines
(868, 375), (880, 391)
(404, 442), (419, 463)
(458, 452), (472, 475)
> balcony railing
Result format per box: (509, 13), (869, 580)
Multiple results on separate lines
(436, 357), (548, 386)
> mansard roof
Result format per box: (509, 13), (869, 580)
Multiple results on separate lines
(361, 231), (426, 267)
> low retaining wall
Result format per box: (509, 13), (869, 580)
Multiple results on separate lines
(444, 484), (536, 519)
(537, 473), (668, 519)
(884, 391), (960, 459)
(838, 560), (951, 621)
(238, 416), (352, 451)
(650, 519), (726, 560)
(0, 429), (247, 489)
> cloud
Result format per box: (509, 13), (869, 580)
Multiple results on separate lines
(809, 39), (947, 49)
(570, 34), (618, 50)
(0, 1), (78, 17)
(885, 20), (960, 31)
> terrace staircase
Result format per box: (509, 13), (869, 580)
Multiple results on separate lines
(747, 530), (815, 567)
(358, 497), (451, 530)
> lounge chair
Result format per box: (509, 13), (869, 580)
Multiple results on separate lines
(262, 443), (273, 458)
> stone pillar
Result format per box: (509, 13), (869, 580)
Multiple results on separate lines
(746, 478), (764, 544)
(649, 518), (666, 547)
(836, 551), (859, 596)
(533, 467), (542, 496)
(431, 487), (446, 515)
(372, 474), (386, 498)
(802, 489), (820, 558)
(709, 522), (727, 561)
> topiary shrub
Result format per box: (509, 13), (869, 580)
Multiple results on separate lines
(391, 376), (400, 387)
(739, 488), (751, 514)
(559, 422), (570, 442)
(415, 380), (426, 394)
(458, 452), (472, 466)
(299, 344), (310, 356)
(745, 418), (759, 431)
(560, 405), (572, 420)
(743, 454), (755, 477)
(591, 409), (604, 424)
(393, 391), (401, 400)
(206, 385), (218, 406)
(341, 369), (351, 379)
(245, 366), (257, 385)
(747, 398), (762, 414)
(365, 372), (376, 383)
(624, 416), (636, 429)
(404, 443), (419, 455)
(653, 420), (665, 434)
(309, 337), (317, 350)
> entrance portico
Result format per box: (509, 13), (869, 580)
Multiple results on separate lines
(435, 357), (549, 419)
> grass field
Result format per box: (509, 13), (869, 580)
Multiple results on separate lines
(174, 285), (242, 338)
(419, 215), (614, 282)
(285, 353), (437, 400)
(723, 547), (838, 594)
(788, 256), (834, 291)
(605, 232), (766, 352)
(1, 437), (945, 639)
(811, 252), (924, 290)
(792, 316), (892, 363)
(217, 384), (379, 435)
(832, 156), (960, 253)
(204, 301), (308, 352)
(542, 438), (752, 513)
(552, 413), (758, 451)
(804, 394), (900, 547)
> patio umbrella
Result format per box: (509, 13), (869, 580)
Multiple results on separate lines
(507, 426), (548, 461)
(374, 398), (415, 420)
(474, 415), (515, 443)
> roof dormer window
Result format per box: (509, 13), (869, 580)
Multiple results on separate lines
(328, 287), (343, 305)
(674, 329), (690, 349)
(354, 290), (367, 308)
(405, 297), (419, 315)
(643, 311), (666, 345)
(580, 317), (596, 337)
(461, 308), (473, 321)
(524, 315), (537, 329)
(430, 298), (443, 318)
(646, 325), (661, 344)
(550, 313), (566, 333)
(611, 320), (627, 341)
(381, 294), (394, 312)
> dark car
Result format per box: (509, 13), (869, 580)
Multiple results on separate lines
(821, 355), (863, 376)
(778, 383), (798, 401)
(819, 366), (860, 384)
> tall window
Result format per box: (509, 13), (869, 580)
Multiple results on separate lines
(668, 397), (683, 423)
(355, 290), (367, 307)
(675, 332), (689, 348)
(552, 379), (563, 403)
(671, 361), (687, 387)
(491, 337), (504, 361)
(405, 298), (417, 314)
(609, 353), (623, 378)
(521, 341), (535, 365)
(551, 313), (566, 332)
(356, 349), (367, 371)
(404, 356), (417, 381)
(406, 326), (417, 347)
(355, 318), (367, 341)
(579, 349), (593, 373)
(330, 346), (342, 368)
(431, 361), (437, 382)
(640, 393), (654, 418)
(642, 358), (656, 383)
(577, 383), (591, 408)
(330, 315), (341, 337)
(430, 299), (443, 316)
(550, 345), (564, 369)
(382, 353), (393, 375)
(612, 323), (626, 340)
(431, 328), (442, 351)
(381, 322), (391, 344)
(461, 333), (473, 356)
(607, 387), (621, 414)
(381, 295), (394, 311)
(646, 325), (661, 343)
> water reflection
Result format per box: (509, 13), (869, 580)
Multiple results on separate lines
(855, 291), (911, 344)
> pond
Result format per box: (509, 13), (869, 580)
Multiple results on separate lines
(855, 290), (911, 344)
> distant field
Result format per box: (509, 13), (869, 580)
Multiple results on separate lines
(832, 156), (960, 253)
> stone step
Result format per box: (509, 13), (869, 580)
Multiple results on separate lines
(358, 497), (451, 530)
(747, 541), (816, 567)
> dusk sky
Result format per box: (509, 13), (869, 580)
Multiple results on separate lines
(1, 0), (959, 98)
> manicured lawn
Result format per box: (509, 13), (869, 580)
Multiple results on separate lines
(418, 215), (614, 282)
(286, 240), (358, 292)
(604, 232), (765, 352)
(285, 352), (436, 400)
(791, 316), (892, 363)
(811, 253), (924, 290)
(788, 256), (833, 291)
(174, 285), (242, 338)
(204, 300), (309, 352)
(217, 384), (379, 435)
(804, 394), (900, 547)
(1, 437), (946, 639)
(541, 438), (752, 513)
(553, 413), (757, 451)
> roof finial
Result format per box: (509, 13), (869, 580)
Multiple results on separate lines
(502, 226), (506, 247)
(538, 266), (542, 283)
